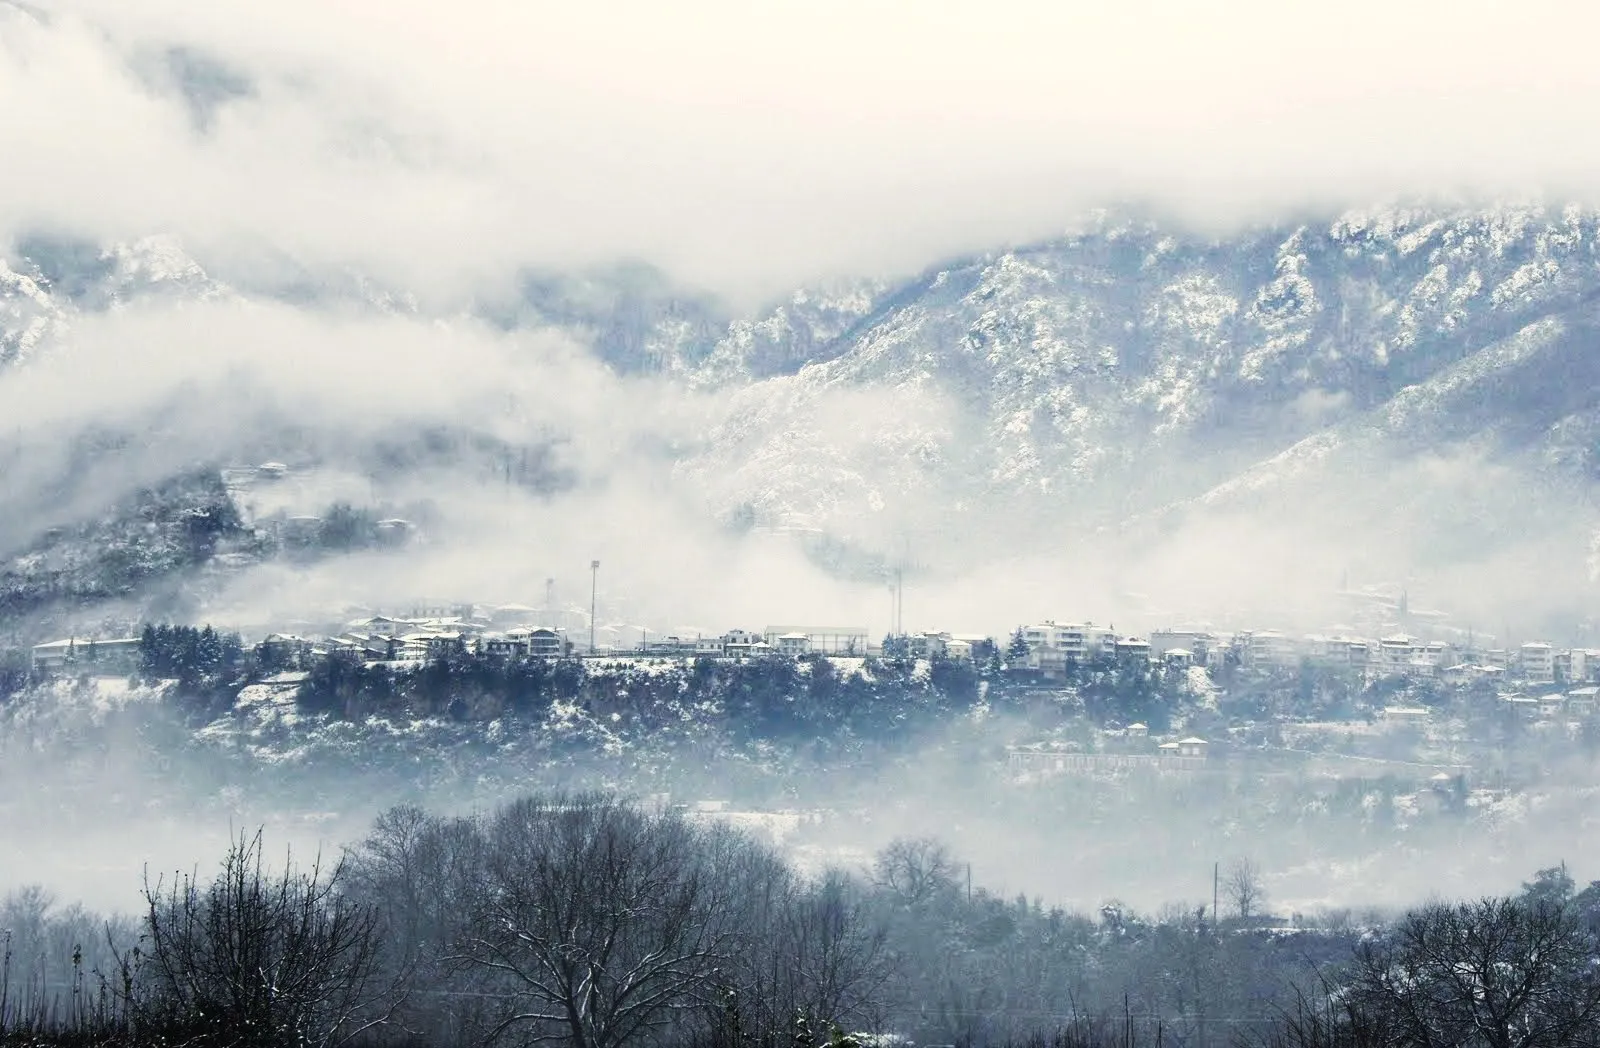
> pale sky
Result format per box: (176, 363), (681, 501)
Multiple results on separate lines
(4, 0), (1599, 299)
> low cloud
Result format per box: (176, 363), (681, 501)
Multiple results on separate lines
(5, 1), (1600, 300)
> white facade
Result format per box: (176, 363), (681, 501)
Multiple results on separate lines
(1021, 621), (1114, 667)
(30, 637), (141, 675)
(722, 629), (762, 658)
(1374, 635), (1419, 674)
(763, 626), (867, 655)
(1243, 630), (1299, 669)
(1306, 634), (1371, 669)
(1115, 637), (1152, 662)
(1521, 642), (1555, 682)
(774, 632), (811, 657)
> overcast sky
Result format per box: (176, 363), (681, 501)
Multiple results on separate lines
(5, 0), (1600, 300)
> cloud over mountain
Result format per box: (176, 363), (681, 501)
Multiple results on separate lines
(9, 0), (1600, 299)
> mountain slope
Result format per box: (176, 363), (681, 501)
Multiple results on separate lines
(6, 202), (1600, 631)
(687, 205), (1600, 536)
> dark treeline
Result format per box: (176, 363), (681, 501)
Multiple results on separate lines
(137, 624), (251, 720)
(7, 795), (1600, 1048)
(296, 649), (989, 741)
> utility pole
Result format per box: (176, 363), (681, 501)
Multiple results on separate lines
(544, 577), (555, 626)
(590, 560), (600, 653)
(1213, 861), (1219, 925)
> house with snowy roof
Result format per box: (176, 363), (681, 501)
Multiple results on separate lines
(30, 637), (141, 676)
(1566, 685), (1598, 717)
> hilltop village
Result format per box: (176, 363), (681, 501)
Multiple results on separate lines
(21, 594), (1600, 787)
(20, 457), (1592, 756)
(30, 610), (1593, 693)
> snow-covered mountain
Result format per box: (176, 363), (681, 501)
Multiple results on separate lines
(6, 202), (1600, 633)
(691, 205), (1600, 529)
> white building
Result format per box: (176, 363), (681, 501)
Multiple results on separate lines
(1566, 686), (1598, 717)
(30, 637), (141, 675)
(906, 631), (949, 659)
(1521, 642), (1555, 683)
(1305, 634), (1371, 670)
(1374, 635), (1420, 675)
(763, 626), (868, 656)
(1020, 621), (1114, 670)
(1242, 630), (1299, 669)
(722, 630), (763, 658)
(1114, 636), (1152, 663)
(521, 627), (565, 657)
(773, 632), (812, 657)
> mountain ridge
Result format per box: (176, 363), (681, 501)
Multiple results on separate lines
(5, 201), (1600, 633)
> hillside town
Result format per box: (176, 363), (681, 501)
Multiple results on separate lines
(26, 594), (1594, 673)
(27, 597), (1600, 737)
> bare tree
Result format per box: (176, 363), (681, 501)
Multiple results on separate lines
(699, 829), (893, 1047)
(1350, 896), (1600, 1048)
(725, 863), (893, 1043)
(1255, 981), (1395, 1048)
(871, 837), (959, 909)
(781, 869), (893, 1030)
(128, 828), (394, 1048)
(457, 792), (739, 1048)
(347, 805), (472, 969)
(347, 806), (486, 1045)
(1224, 858), (1267, 922)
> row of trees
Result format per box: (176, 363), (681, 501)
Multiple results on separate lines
(1273, 871), (1600, 1048)
(295, 650), (988, 744)
(137, 624), (249, 720)
(138, 624), (245, 682)
(3, 796), (894, 1048)
(10, 796), (1600, 1048)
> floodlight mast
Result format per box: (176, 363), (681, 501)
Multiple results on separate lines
(589, 560), (600, 653)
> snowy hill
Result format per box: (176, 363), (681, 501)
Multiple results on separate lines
(690, 205), (1600, 529)
(6, 203), (1600, 631)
